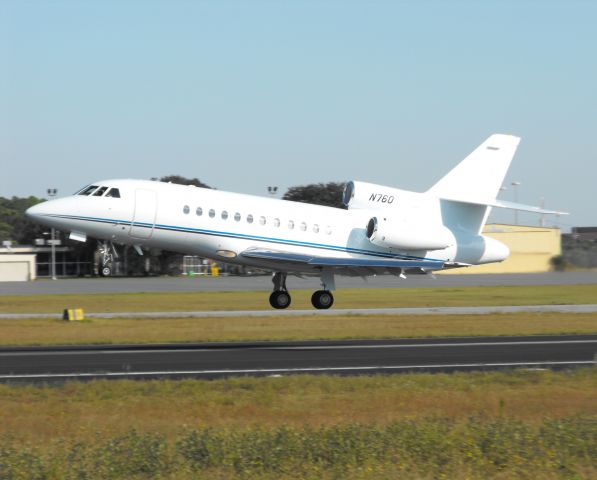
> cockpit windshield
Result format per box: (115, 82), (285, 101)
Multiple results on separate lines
(105, 188), (121, 198)
(92, 186), (109, 196)
(78, 185), (99, 196)
(76, 185), (121, 198)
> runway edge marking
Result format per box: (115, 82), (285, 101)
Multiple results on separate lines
(1, 360), (595, 380)
(2, 304), (597, 319)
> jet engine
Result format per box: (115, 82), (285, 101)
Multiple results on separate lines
(366, 216), (454, 251)
(343, 181), (404, 210)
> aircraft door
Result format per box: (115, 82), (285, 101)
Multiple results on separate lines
(129, 189), (157, 239)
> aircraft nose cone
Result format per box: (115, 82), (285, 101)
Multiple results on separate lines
(25, 197), (79, 230)
(25, 203), (44, 219)
(25, 200), (60, 227)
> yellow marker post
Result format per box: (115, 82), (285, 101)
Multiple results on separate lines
(63, 309), (85, 321)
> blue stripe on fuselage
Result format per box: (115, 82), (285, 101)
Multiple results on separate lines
(42, 213), (442, 262)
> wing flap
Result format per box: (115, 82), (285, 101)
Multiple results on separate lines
(241, 249), (313, 264)
(241, 248), (444, 270)
(309, 257), (444, 269)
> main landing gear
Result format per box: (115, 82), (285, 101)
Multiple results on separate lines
(311, 290), (334, 309)
(269, 272), (291, 309)
(269, 270), (336, 310)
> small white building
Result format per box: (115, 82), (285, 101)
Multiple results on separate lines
(0, 253), (37, 281)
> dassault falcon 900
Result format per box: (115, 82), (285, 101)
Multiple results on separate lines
(26, 134), (565, 309)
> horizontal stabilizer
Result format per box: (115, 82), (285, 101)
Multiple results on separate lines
(440, 196), (568, 215)
(241, 248), (444, 270)
(490, 199), (568, 215)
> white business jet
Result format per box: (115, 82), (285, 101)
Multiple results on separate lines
(26, 134), (564, 309)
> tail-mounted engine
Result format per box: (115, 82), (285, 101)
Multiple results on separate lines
(366, 216), (454, 251)
(343, 181), (404, 210)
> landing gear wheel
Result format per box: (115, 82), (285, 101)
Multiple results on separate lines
(100, 266), (112, 277)
(269, 291), (291, 309)
(311, 290), (334, 310)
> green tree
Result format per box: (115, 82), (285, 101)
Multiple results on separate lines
(283, 182), (346, 209)
(155, 175), (212, 189)
(0, 196), (46, 244)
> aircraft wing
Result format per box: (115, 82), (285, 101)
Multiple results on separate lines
(241, 248), (444, 271)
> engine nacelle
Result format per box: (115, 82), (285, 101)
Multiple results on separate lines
(366, 216), (454, 251)
(460, 235), (510, 264)
(343, 181), (404, 210)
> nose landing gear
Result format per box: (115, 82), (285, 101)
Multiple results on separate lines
(96, 241), (118, 277)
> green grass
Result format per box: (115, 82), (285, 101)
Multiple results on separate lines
(1, 418), (595, 479)
(2, 284), (596, 346)
(1, 370), (596, 479)
(1, 284), (596, 314)
(1, 312), (596, 346)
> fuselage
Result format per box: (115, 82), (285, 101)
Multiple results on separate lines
(26, 178), (508, 275)
(25, 134), (561, 310)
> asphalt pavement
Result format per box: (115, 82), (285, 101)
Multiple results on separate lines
(1, 335), (595, 382)
(2, 303), (597, 319)
(1, 271), (597, 295)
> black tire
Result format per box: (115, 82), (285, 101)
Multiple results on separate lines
(100, 266), (112, 277)
(269, 291), (291, 309)
(311, 290), (334, 309)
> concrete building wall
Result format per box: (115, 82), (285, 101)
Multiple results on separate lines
(442, 224), (561, 274)
(0, 254), (37, 281)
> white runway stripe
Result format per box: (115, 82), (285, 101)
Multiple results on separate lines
(0, 360), (594, 380)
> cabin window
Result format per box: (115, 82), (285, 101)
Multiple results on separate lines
(325, 226), (332, 234)
(93, 186), (109, 197)
(247, 214), (254, 224)
(234, 212), (241, 221)
(273, 218), (280, 227)
(313, 224), (319, 233)
(222, 211), (229, 220)
(300, 222), (307, 231)
(183, 205), (190, 214)
(288, 220), (294, 229)
(196, 207), (203, 216)
(259, 216), (266, 225)
(209, 209), (215, 218)
(105, 188), (120, 198)
(78, 185), (99, 196)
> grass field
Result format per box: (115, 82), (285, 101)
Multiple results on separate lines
(1, 312), (596, 346)
(1, 370), (595, 479)
(2, 285), (596, 478)
(2, 370), (594, 440)
(1, 284), (597, 314)
(1, 284), (596, 345)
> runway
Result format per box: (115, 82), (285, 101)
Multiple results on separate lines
(2, 271), (597, 295)
(3, 303), (597, 319)
(1, 335), (595, 382)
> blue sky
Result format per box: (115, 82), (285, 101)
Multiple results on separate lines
(1, 0), (595, 229)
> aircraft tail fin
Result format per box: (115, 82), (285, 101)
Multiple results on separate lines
(428, 134), (521, 233)
(428, 134), (521, 202)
